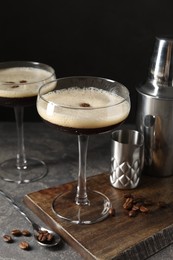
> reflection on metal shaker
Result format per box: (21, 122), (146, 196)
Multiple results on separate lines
(136, 36), (173, 177)
(144, 115), (155, 166)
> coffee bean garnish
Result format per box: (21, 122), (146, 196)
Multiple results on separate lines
(19, 241), (30, 250)
(19, 80), (27, 83)
(11, 85), (19, 89)
(3, 234), (13, 243)
(79, 102), (91, 107)
(47, 233), (54, 242)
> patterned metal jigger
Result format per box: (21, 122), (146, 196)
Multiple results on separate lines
(110, 129), (144, 189)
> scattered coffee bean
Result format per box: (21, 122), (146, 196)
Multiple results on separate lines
(47, 233), (54, 242)
(24, 230), (30, 236)
(123, 197), (133, 210)
(139, 205), (149, 213)
(3, 228), (32, 251)
(128, 210), (137, 217)
(3, 234), (13, 243)
(11, 229), (22, 236)
(19, 241), (30, 250)
(109, 207), (116, 217)
(132, 204), (140, 211)
(22, 230), (31, 236)
(38, 233), (47, 242)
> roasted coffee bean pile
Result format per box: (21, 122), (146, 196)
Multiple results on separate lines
(102, 192), (169, 220)
(3, 228), (31, 250)
(123, 193), (168, 217)
(123, 193), (153, 217)
(3, 228), (56, 250)
(36, 230), (54, 243)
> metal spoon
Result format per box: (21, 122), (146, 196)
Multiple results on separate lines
(0, 189), (61, 247)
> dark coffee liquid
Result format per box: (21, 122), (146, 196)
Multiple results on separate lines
(43, 119), (123, 135)
(0, 96), (36, 107)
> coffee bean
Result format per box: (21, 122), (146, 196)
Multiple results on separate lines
(139, 205), (149, 213)
(47, 233), (54, 242)
(19, 80), (27, 83)
(38, 233), (47, 242)
(3, 234), (13, 243)
(109, 207), (116, 217)
(22, 230), (31, 236)
(128, 210), (137, 217)
(19, 241), (30, 250)
(38, 230), (48, 235)
(36, 230), (54, 244)
(123, 198), (133, 210)
(132, 204), (140, 211)
(11, 229), (22, 236)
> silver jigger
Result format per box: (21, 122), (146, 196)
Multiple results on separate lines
(136, 36), (173, 177)
(110, 129), (144, 189)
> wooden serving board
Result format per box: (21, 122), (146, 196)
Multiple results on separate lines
(24, 173), (173, 260)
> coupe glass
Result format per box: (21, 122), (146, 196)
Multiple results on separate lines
(37, 76), (130, 224)
(0, 61), (55, 183)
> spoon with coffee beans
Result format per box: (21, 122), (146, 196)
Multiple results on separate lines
(0, 189), (61, 247)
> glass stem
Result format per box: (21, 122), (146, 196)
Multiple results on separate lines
(75, 135), (89, 206)
(14, 107), (27, 170)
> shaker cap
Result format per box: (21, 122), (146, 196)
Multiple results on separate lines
(149, 36), (173, 85)
(137, 36), (173, 99)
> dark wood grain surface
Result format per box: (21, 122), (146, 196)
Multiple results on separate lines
(24, 172), (173, 260)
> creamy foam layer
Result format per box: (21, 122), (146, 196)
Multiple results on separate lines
(37, 87), (130, 129)
(0, 67), (54, 98)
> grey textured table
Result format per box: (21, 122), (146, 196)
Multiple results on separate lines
(0, 122), (173, 260)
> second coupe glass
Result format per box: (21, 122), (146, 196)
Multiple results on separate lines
(0, 61), (55, 183)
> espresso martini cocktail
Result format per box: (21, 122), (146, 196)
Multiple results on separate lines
(37, 86), (130, 135)
(0, 66), (54, 107)
(0, 61), (55, 184)
(37, 77), (130, 225)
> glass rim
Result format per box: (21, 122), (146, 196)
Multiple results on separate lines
(0, 61), (55, 85)
(38, 76), (130, 110)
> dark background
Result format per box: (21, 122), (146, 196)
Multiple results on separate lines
(0, 0), (173, 123)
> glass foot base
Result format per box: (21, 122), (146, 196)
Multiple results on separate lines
(0, 158), (48, 184)
(52, 189), (111, 224)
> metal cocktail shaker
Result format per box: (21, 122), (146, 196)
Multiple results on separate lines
(136, 37), (173, 177)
